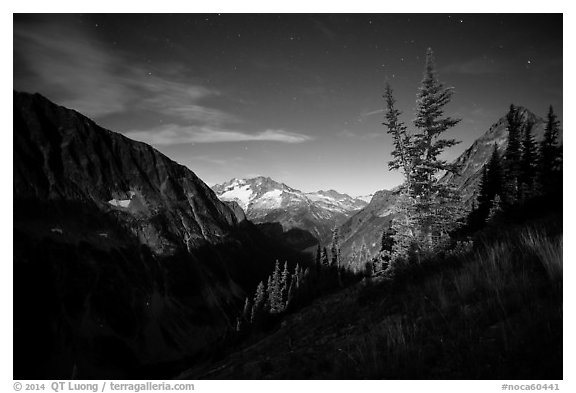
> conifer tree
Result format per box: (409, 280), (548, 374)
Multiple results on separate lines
(281, 261), (290, 305)
(384, 48), (462, 258)
(321, 247), (329, 268)
(538, 105), (562, 192)
(330, 227), (341, 267)
(411, 48), (461, 248)
(270, 260), (283, 313)
(383, 83), (412, 189)
(476, 144), (503, 221)
(503, 104), (523, 202)
(519, 119), (538, 200)
(251, 281), (266, 323)
(264, 275), (273, 312)
(315, 244), (322, 274)
(330, 227), (342, 286)
(477, 165), (491, 214)
(487, 144), (504, 199)
(383, 85), (416, 260)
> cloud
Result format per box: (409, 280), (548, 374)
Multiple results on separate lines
(14, 21), (232, 125)
(125, 124), (312, 146)
(14, 17), (312, 147)
(441, 58), (503, 75)
(14, 20), (135, 117)
(359, 109), (385, 118)
(133, 78), (238, 125)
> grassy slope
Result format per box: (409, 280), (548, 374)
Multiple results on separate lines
(179, 220), (562, 379)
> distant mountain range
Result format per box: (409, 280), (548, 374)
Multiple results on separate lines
(212, 177), (367, 249)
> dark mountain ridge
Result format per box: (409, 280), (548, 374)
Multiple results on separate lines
(13, 91), (299, 379)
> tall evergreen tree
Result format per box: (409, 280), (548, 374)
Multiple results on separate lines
(315, 244), (322, 273)
(411, 48), (461, 248)
(477, 144), (504, 219)
(281, 261), (290, 305)
(519, 119), (538, 200)
(503, 104), (523, 202)
(538, 105), (562, 192)
(477, 165), (491, 215)
(270, 260), (283, 313)
(383, 83), (412, 190)
(487, 143), (504, 199)
(251, 281), (266, 324)
(321, 247), (329, 268)
(384, 49), (462, 259)
(330, 227), (342, 286)
(264, 275), (273, 312)
(329, 228), (340, 266)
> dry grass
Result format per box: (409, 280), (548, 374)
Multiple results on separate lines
(343, 226), (563, 379)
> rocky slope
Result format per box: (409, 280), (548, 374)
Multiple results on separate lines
(338, 188), (399, 259)
(212, 177), (367, 249)
(13, 91), (295, 379)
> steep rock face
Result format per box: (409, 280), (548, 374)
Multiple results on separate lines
(338, 189), (399, 259)
(14, 92), (241, 255)
(13, 92), (285, 379)
(212, 177), (367, 248)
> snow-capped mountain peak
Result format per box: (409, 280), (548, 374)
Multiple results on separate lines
(212, 177), (368, 245)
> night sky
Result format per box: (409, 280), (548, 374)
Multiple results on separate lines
(13, 14), (563, 195)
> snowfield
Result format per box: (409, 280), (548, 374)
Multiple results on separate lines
(219, 184), (254, 210)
